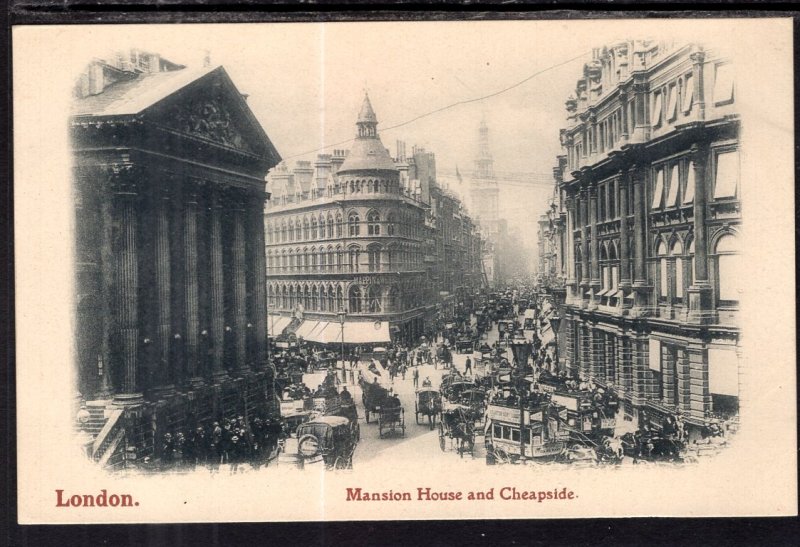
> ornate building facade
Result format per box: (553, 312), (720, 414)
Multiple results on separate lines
(265, 94), (483, 344)
(548, 41), (741, 435)
(72, 52), (281, 466)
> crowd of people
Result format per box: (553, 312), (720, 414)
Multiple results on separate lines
(157, 413), (282, 474)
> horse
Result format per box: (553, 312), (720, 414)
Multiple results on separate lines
(442, 409), (475, 458)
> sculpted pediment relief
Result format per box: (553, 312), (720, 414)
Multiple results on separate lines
(167, 97), (254, 153)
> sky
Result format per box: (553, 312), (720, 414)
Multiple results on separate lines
(53, 20), (742, 262)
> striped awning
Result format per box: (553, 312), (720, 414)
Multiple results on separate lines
(267, 315), (292, 338)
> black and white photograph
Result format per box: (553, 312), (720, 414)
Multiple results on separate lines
(12, 17), (796, 522)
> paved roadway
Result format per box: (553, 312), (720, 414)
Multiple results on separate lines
(300, 320), (507, 467)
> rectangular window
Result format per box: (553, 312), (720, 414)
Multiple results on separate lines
(667, 84), (678, 121)
(651, 92), (663, 126)
(683, 162), (696, 203)
(659, 257), (668, 299)
(665, 164), (680, 206)
(714, 150), (740, 199)
(675, 257), (684, 298)
(713, 63), (735, 105)
(651, 169), (664, 209)
(718, 254), (741, 302)
(682, 75), (694, 113)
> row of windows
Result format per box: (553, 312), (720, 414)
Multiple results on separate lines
(267, 283), (422, 314)
(266, 209), (425, 244)
(567, 62), (734, 171)
(569, 148), (740, 229)
(266, 245), (423, 274)
(573, 233), (740, 305)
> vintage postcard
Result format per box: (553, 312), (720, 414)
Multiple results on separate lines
(13, 17), (797, 523)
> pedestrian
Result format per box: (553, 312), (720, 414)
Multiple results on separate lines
(464, 356), (472, 376)
(413, 367), (419, 389)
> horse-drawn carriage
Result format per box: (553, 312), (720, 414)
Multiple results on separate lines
(290, 415), (359, 470)
(414, 388), (442, 429)
(455, 336), (476, 354)
(378, 399), (406, 438)
(359, 378), (389, 423)
(439, 407), (476, 457)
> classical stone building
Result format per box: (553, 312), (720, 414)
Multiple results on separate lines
(71, 51), (281, 466)
(265, 94), (483, 344)
(550, 41), (741, 435)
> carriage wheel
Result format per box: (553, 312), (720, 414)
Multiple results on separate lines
(438, 422), (446, 452)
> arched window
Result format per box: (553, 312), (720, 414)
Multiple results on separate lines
(328, 284), (336, 312)
(288, 285), (295, 309)
(388, 286), (400, 312)
(302, 217), (310, 240)
(386, 213), (396, 236)
(319, 285), (327, 312)
(715, 234), (741, 304)
(318, 248), (325, 271)
(337, 286), (343, 312)
(348, 212), (360, 237)
(335, 213), (343, 237)
(302, 247), (308, 271)
(367, 286), (382, 313)
(327, 214), (334, 239)
(311, 285), (318, 311)
(367, 210), (381, 236)
(368, 244), (381, 272)
(348, 285), (362, 313)
(287, 249), (294, 271)
(672, 240), (684, 301)
(310, 247), (317, 271)
(295, 219), (302, 240)
(326, 245), (334, 272)
(575, 245), (583, 284)
(657, 241), (668, 302)
(310, 217), (318, 240)
(349, 246), (360, 273)
(280, 221), (288, 243)
(336, 245), (343, 272)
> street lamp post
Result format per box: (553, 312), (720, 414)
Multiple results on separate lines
(549, 312), (562, 375)
(337, 310), (347, 384)
(509, 336), (532, 460)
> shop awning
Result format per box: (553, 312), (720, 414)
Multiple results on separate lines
(295, 320), (320, 340)
(343, 321), (391, 344)
(709, 348), (739, 396)
(304, 321), (338, 344)
(267, 315), (292, 337)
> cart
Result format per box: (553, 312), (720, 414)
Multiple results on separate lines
(415, 388), (442, 430)
(439, 407), (476, 457)
(378, 403), (406, 438)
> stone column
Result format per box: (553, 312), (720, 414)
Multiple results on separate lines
(112, 175), (143, 405)
(690, 49), (706, 121)
(687, 342), (711, 420)
(153, 185), (175, 396)
(96, 173), (116, 400)
(588, 185), (600, 308)
(618, 171), (631, 291)
(619, 91), (629, 142)
(249, 192), (269, 369)
(579, 188), (590, 298)
(231, 193), (249, 374)
(617, 334), (633, 399)
(209, 189), (228, 382)
(184, 185), (203, 387)
(687, 143), (717, 323)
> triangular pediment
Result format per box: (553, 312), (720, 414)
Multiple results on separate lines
(142, 67), (280, 164)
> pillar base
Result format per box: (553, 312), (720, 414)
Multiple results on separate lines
(686, 283), (717, 324)
(151, 384), (176, 401)
(112, 392), (145, 406)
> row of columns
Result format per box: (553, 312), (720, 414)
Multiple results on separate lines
(564, 144), (714, 320)
(83, 166), (269, 404)
(562, 315), (713, 419)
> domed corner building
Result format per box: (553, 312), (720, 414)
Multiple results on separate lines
(265, 93), (431, 347)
